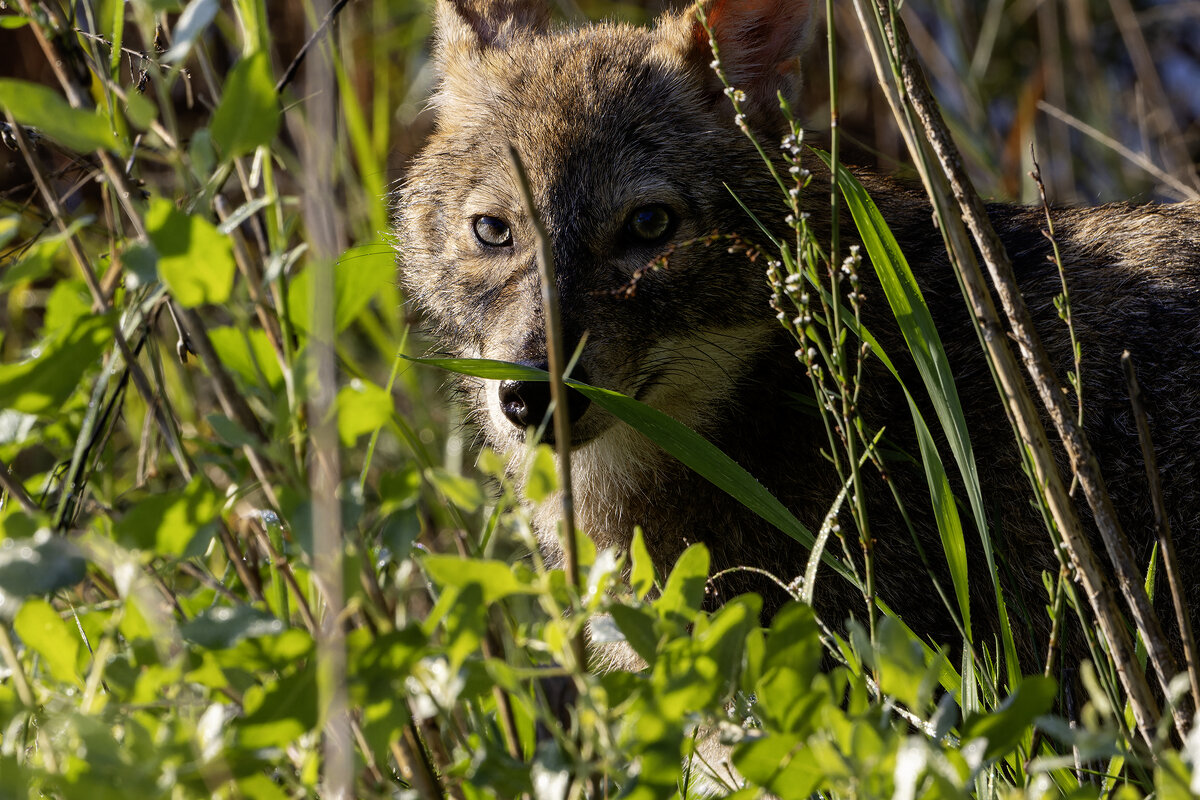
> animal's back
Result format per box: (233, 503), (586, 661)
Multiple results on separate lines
(398, 0), (1200, 663)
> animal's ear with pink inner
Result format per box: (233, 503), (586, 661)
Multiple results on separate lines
(665, 0), (820, 123)
(434, 0), (551, 64)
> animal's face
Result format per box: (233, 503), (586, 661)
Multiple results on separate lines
(399, 0), (817, 454)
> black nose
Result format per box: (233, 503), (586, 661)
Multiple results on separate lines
(498, 362), (592, 437)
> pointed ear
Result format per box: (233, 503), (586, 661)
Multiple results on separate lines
(434, 0), (551, 64)
(661, 0), (820, 122)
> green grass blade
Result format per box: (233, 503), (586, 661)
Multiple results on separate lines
(407, 356), (854, 585)
(821, 152), (1022, 680)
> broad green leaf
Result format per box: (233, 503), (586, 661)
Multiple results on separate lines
(654, 543), (709, 619)
(442, 583), (485, 669)
(114, 477), (223, 557)
(523, 444), (557, 502)
(426, 467), (484, 512)
(146, 197), (236, 307)
(206, 414), (260, 447)
(207, 326), (283, 390)
(0, 532), (85, 614)
(697, 593), (760, 684)
(874, 615), (934, 711)
(237, 663), (318, 749)
(422, 555), (537, 604)
(961, 675), (1057, 761)
(755, 603), (825, 734)
(180, 605), (284, 649)
(0, 216), (18, 248)
(734, 734), (823, 799)
(237, 773), (291, 800)
(288, 242), (398, 334)
(629, 526), (655, 599)
(609, 604), (659, 667)
(0, 79), (126, 155)
(44, 280), (92, 333)
(124, 92), (157, 130)
(210, 51), (279, 158)
(1155, 752), (1194, 800)
(336, 379), (394, 446)
(0, 314), (111, 415)
(14, 598), (79, 684)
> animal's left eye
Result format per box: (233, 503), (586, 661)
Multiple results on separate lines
(624, 204), (674, 244)
(474, 215), (513, 247)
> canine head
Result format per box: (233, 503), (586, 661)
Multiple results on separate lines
(398, 0), (819, 457)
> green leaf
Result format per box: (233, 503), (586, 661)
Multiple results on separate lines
(0, 532), (86, 617)
(609, 604), (659, 667)
(44, 280), (92, 333)
(207, 326), (283, 390)
(163, 0), (219, 63)
(654, 543), (709, 619)
(734, 734), (823, 799)
(206, 413), (259, 447)
(0, 79), (126, 155)
(442, 583), (486, 669)
(0, 216), (18, 248)
(237, 662), (318, 749)
(114, 478), (223, 557)
(961, 675), (1056, 761)
(523, 444), (557, 503)
(755, 603), (825, 734)
(697, 593), (760, 684)
(629, 526), (655, 600)
(422, 555), (537, 604)
(146, 197), (236, 307)
(210, 51), (279, 159)
(180, 605), (284, 649)
(0, 314), (111, 415)
(336, 379), (394, 446)
(426, 467), (484, 512)
(14, 598), (80, 684)
(873, 615), (933, 711)
(288, 242), (398, 334)
(124, 92), (157, 130)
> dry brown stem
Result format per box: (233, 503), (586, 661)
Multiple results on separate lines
(848, 0), (1170, 743)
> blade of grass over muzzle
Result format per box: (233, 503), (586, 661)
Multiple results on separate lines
(406, 355), (854, 585)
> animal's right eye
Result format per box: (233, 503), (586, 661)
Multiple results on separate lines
(473, 216), (513, 247)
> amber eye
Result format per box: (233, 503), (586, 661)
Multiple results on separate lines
(473, 215), (513, 247)
(625, 204), (674, 244)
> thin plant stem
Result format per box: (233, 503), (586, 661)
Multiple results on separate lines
(848, 0), (1164, 744)
(505, 144), (587, 674)
(1122, 352), (1200, 716)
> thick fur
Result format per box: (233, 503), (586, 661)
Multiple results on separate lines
(397, 0), (1200, 668)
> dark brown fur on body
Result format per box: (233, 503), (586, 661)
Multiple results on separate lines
(398, 0), (1200, 666)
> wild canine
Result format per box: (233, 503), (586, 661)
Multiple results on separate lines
(398, 0), (1200, 661)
